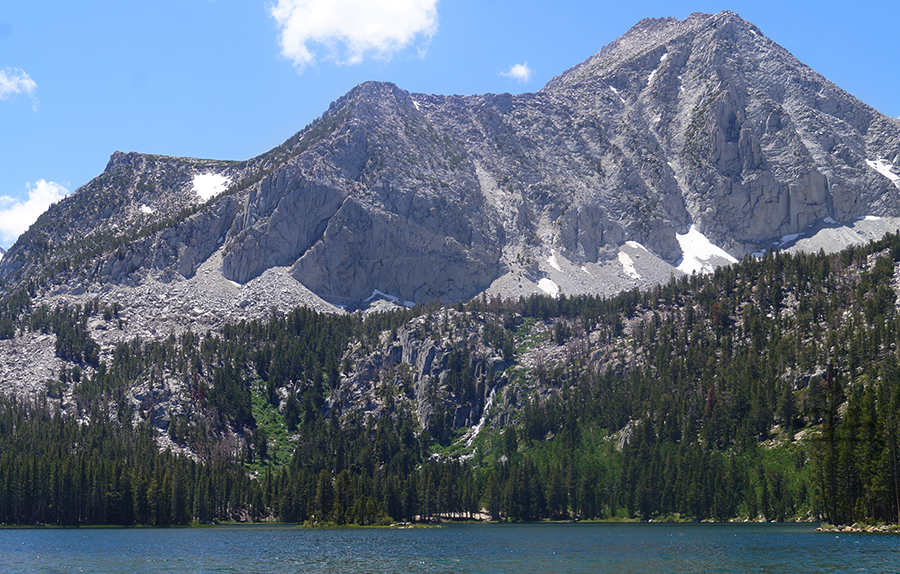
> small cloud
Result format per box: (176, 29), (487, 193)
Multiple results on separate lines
(0, 180), (69, 246)
(500, 62), (533, 83)
(269, 0), (438, 72)
(0, 67), (37, 103)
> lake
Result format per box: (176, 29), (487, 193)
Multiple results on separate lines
(2, 522), (898, 573)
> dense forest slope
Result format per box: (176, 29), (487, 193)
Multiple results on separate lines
(3, 232), (900, 526)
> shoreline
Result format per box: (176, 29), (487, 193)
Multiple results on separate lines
(6, 518), (898, 532)
(816, 523), (900, 533)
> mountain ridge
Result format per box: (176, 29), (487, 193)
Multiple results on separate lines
(0, 10), (898, 333)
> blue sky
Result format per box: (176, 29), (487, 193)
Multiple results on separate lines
(1, 0), (897, 248)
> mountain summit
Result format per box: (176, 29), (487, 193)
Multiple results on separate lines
(544, 11), (900, 244)
(1, 11), (899, 336)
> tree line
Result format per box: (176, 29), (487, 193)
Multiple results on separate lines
(3, 232), (900, 525)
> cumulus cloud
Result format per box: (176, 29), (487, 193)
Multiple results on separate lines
(0, 67), (37, 108)
(0, 180), (69, 246)
(501, 62), (533, 83)
(269, 0), (438, 71)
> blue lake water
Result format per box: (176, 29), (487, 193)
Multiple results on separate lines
(2, 522), (899, 573)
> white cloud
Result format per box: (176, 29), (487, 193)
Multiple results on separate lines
(501, 62), (533, 83)
(269, 0), (438, 71)
(0, 67), (37, 108)
(0, 180), (69, 246)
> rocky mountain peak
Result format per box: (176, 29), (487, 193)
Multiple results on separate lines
(0, 11), (897, 351)
(543, 11), (764, 93)
(105, 150), (142, 170)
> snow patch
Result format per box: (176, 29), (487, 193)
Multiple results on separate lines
(676, 225), (738, 275)
(413, 100), (421, 111)
(538, 278), (559, 298)
(547, 251), (562, 271)
(647, 54), (667, 86)
(193, 173), (231, 201)
(618, 251), (640, 280)
(140, 204), (154, 214)
(779, 232), (803, 244)
(823, 216), (837, 224)
(364, 289), (414, 308)
(625, 240), (648, 252)
(859, 215), (882, 221)
(609, 85), (626, 103)
(866, 158), (900, 185)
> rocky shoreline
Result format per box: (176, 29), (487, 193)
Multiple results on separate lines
(817, 523), (900, 534)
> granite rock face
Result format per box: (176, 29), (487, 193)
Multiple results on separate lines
(325, 310), (509, 436)
(543, 11), (900, 256)
(2, 11), (900, 313)
(219, 82), (504, 306)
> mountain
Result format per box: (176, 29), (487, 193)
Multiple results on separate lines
(1, 13), (900, 398)
(4, 12), (900, 315)
(2, 11), (900, 527)
(2, 10), (899, 400)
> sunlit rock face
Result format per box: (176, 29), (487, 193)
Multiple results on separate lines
(3, 10), (900, 315)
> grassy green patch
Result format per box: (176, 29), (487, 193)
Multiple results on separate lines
(429, 426), (471, 458)
(514, 317), (551, 354)
(249, 381), (295, 471)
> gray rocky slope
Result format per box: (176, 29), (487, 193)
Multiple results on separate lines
(1, 11), (900, 399)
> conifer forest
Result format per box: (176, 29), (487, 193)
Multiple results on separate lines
(4, 233), (900, 528)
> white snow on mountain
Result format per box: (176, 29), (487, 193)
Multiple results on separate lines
(538, 278), (559, 298)
(547, 251), (562, 271)
(676, 225), (738, 275)
(364, 289), (414, 308)
(866, 158), (900, 186)
(192, 173), (231, 201)
(625, 241), (648, 251)
(618, 251), (640, 279)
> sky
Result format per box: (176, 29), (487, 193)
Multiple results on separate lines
(1, 0), (898, 249)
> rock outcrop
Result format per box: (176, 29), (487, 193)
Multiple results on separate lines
(325, 309), (512, 438)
